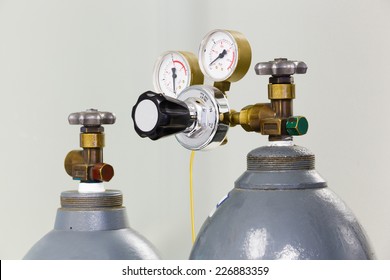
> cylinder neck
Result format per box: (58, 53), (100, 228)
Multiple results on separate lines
(55, 190), (129, 231)
(60, 190), (123, 209)
(247, 145), (315, 171)
(235, 144), (327, 190)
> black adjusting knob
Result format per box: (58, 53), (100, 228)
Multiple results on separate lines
(132, 91), (192, 140)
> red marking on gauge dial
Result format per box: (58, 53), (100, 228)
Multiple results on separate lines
(228, 52), (235, 70)
(173, 60), (187, 75)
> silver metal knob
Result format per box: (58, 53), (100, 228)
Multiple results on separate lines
(68, 109), (116, 126)
(175, 85), (229, 150)
(255, 58), (307, 77)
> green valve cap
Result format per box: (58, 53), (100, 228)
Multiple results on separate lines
(286, 116), (308, 136)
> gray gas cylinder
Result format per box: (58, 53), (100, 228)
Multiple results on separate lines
(190, 144), (375, 259)
(24, 190), (160, 259)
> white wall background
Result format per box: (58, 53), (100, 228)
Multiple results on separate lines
(0, 0), (389, 259)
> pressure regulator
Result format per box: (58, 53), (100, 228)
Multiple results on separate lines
(132, 29), (308, 150)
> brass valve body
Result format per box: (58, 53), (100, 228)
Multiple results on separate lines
(229, 104), (275, 133)
(64, 109), (115, 183)
(228, 83), (296, 136)
(226, 83), (305, 138)
(225, 59), (308, 139)
(64, 149), (114, 182)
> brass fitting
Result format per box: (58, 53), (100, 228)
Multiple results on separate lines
(260, 118), (283, 135)
(268, 84), (295, 100)
(80, 133), (105, 148)
(64, 150), (84, 178)
(229, 104), (275, 133)
(64, 109), (115, 182)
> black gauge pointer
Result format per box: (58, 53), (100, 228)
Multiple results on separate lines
(209, 49), (227, 66)
(171, 67), (177, 94)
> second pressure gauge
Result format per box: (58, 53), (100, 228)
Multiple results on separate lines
(199, 29), (251, 82)
(153, 51), (204, 98)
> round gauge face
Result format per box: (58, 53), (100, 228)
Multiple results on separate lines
(153, 51), (192, 98)
(199, 30), (239, 82)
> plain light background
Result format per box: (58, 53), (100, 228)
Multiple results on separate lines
(0, 0), (389, 259)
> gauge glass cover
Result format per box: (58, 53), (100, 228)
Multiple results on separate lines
(199, 30), (239, 82)
(153, 51), (192, 98)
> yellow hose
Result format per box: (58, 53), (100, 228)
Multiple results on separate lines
(189, 151), (196, 244)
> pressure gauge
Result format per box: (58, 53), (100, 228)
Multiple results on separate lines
(198, 29), (251, 82)
(175, 85), (229, 150)
(153, 51), (204, 98)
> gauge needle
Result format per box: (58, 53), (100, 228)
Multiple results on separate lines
(209, 49), (227, 66)
(171, 67), (177, 93)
